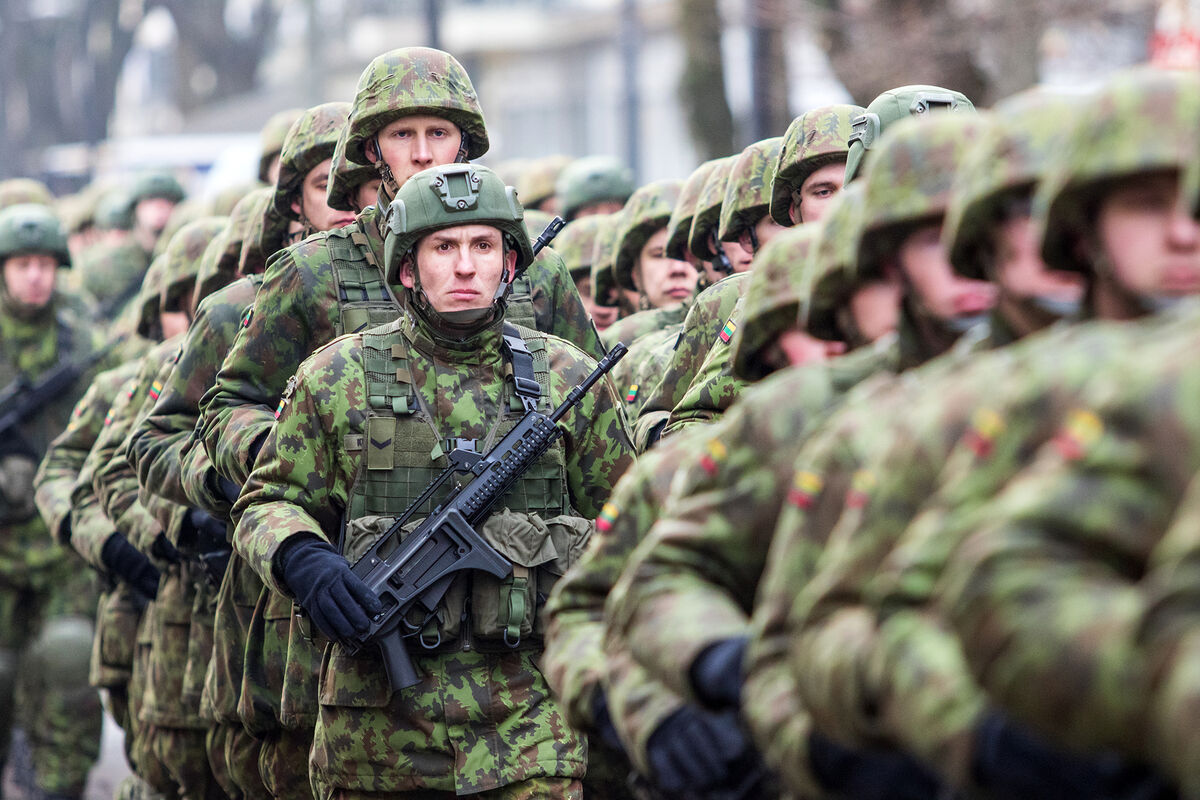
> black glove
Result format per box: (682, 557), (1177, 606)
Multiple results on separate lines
(590, 690), (626, 753)
(690, 636), (748, 711)
(646, 706), (751, 794)
(279, 536), (382, 645)
(100, 533), (161, 600)
(150, 532), (183, 565)
(181, 508), (227, 555)
(971, 712), (1177, 800)
(214, 474), (242, 507)
(808, 730), (944, 800)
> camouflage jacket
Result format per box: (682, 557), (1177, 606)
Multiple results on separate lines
(601, 303), (690, 350)
(233, 313), (633, 794)
(615, 325), (682, 425)
(632, 274), (749, 447)
(660, 294), (751, 436)
(200, 206), (603, 488)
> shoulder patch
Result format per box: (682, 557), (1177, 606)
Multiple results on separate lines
(148, 379), (163, 402)
(596, 501), (620, 533)
(1053, 409), (1103, 461)
(699, 438), (728, 476)
(241, 306), (254, 328)
(625, 383), (639, 404)
(845, 469), (876, 509)
(962, 407), (1005, 458)
(787, 470), (824, 510)
(718, 317), (738, 344)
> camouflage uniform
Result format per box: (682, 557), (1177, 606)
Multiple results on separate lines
(715, 136), (783, 247)
(769, 104), (863, 227)
(843, 84), (975, 183)
(233, 163), (634, 797)
(685, 156), (737, 269)
(0, 204), (104, 798)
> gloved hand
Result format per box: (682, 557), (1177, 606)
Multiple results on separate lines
(590, 690), (626, 753)
(689, 636), (748, 710)
(214, 474), (242, 507)
(100, 533), (161, 600)
(808, 729), (944, 800)
(646, 706), (751, 794)
(971, 711), (1176, 800)
(150, 532), (183, 565)
(181, 508), (227, 555)
(279, 536), (383, 645)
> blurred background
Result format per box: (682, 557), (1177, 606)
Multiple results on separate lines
(1, 0), (1197, 197)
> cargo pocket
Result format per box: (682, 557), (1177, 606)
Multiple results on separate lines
(181, 580), (216, 712)
(145, 567), (199, 726)
(471, 510), (561, 645)
(533, 514), (593, 635)
(318, 645), (391, 708)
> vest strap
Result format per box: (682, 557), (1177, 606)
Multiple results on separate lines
(501, 323), (541, 412)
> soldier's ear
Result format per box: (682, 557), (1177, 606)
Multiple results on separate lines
(399, 254), (416, 290)
(291, 198), (304, 219)
(503, 248), (517, 282)
(366, 137), (380, 165)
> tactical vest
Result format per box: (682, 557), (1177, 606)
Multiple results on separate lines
(325, 220), (539, 337)
(341, 319), (571, 651)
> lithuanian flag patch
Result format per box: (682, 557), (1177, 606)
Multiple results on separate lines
(787, 470), (824, 510)
(597, 502), (620, 533)
(148, 380), (163, 402)
(625, 384), (639, 403)
(718, 317), (737, 344)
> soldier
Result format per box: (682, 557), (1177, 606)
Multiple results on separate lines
(664, 159), (723, 278)
(0, 203), (104, 800)
(771, 104), (864, 226)
(843, 84), (975, 183)
(717, 137), (785, 259)
(326, 125), (382, 217)
(127, 172), (187, 258)
(259, 109), (305, 186)
(687, 156), (745, 277)
(233, 163), (633, 799)
(556, 155), (635, 221)
(274, 102), (358, 239)
(553, 214), (620, 331)
(515, 153), (573, 215)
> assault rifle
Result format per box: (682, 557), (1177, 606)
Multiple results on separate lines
(513, 216), (566, 282)
(0, 344), (111, 459)
(345, 341), (628, 691)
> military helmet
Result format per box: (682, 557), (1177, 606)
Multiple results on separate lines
(665, 159), (723, 261)
(771, 104), (864, 225)
(136, 254), (171, 339)
(193, 228), (234, 311)
(557, 156), (636, 221)
(718, 137), (784, 242)
(345, 47), (489, 165)
(687, 156), (737, 259)
(259, 108), (305, 183)
(731, 222), (822, 381)
(382, 163), (531, 284)
(327, 124), (379, 212)
(804, 182), (866, 342)
(0, 203), (71, 267)
(0, 178), (54, 211)
(614, 179), (683, 292)
(516, 154), (572, 209)
(94, 190), (135, 231)
(242, 191), (289, 276)
(857, 112), (990, 280)
(129, 172), (186, 205)
(209, 181), (260, 217)
(153, 200), (207, 259)
(944, 89), (1084, 281)
(590, 210), (623, 306)
(160, 216), (228, 313)
(274, 101), (353, 221)
(1037, 68), (1200, 274)
(221, 187), (274, 278)
(555, 214), (609, 279)
(845, 85), (975, 183)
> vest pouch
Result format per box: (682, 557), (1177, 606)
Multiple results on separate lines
(532, 514), (594, 635)
(0, 454), (37, 524)
(471, 509), (561, 645)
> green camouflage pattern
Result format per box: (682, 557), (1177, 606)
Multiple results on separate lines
(259, 108), (305, 182)
(129, 172), (185, 205)
(0, 178), (54, 210)
(730, 222), (820, 381)
(717, 137), (783, 242)
(665, 159), (724, 260)
(191, 229), (234, 316)
(1036, 68), (1200, 274)
(554, 214), (609, 279)
(614, 179), (684, 292)
(275, 101), (353, 221)
(589, 210), (623, 307)
(614, 324), (681, 420)
(687, 156), (737, 260)
(133, 254), (171, 340)
(557, 156), (635, 220)
(159, 216), (228, 313)
(944, 89), (1085, 280)
(771, 104), (865, 225)
(844, 84), (976, 183)
(328, 123), (379, 212)
(207, 180), (261, 218)
(194, 187), (274, 302)
(516, 154), (573, 207)
(232, 311), (633, 794)
(630, 273), (749, 448)
(601, 303), (689, 350)
(345, 47), (489, 164)
(243, 189), (290, 277)
(857, 112), (991, 280)
(803, 182), (866, 343)
(0, 203), (71, 267)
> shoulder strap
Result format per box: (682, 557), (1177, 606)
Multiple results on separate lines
(501, 322), (541, 412)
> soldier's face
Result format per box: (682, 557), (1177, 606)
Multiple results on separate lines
(720, 238), (753, 273)
(1094, 171), (1200, 305)
(575, 274), (619, 331)
(790, 162), (845, 224)
(402, 224), (516, 313)
(896, 223), (997, 321)
(737, 213), (786, 258)
(373, 116), (463, 188)
(849, 277), (901, 342)
(2, 253), (56, 309)
(135, 197), (175, 235)
(766, 328), (846, 370)
(352, 178), (382, 213)
(159, 310), (189, 340)
(634, 226), (698, 309)
(992, 214), (1083, 304)
(293, 159), (356, 232)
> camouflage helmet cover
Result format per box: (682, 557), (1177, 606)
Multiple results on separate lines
(0, 178), (54, 212)
(209, 181), (262, 217)
(557, 155), (636, 220)
(345, 47), (489, 165)
(664, 158), (724, 260)
(687, 156), (737, 259)
(94, 190), (135, 231)
(160, 216), (228, 313)
(845, 85), (976, 183)
(1036, 67), (1200, 273)
(731, 222), (821, 381)
(0, 203), (71, 267)
(614, 179), (683, 291)
(136, 253), (172, 338)
(129, 172), (186, 205)
(327, 122), (379, 212)
(382, 163), (532, 284)
(274, 101), (353, 221)
(516, 154), (573, 208)
(804, 181), (866, 341)
(554, 214), (609, 279)
(152, 200), (207, 259)
(857, 112), (991, 280)
(221, 187), (274, 277)
(259, 108), (304, 182)
(943, 88), (1084, 281)
(771, 104), (865, 225)
(193, 227), (233, 310)
(719, 136), (784, 241)
(590, 210), (624, 305)
(242, 192), (289, 276)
